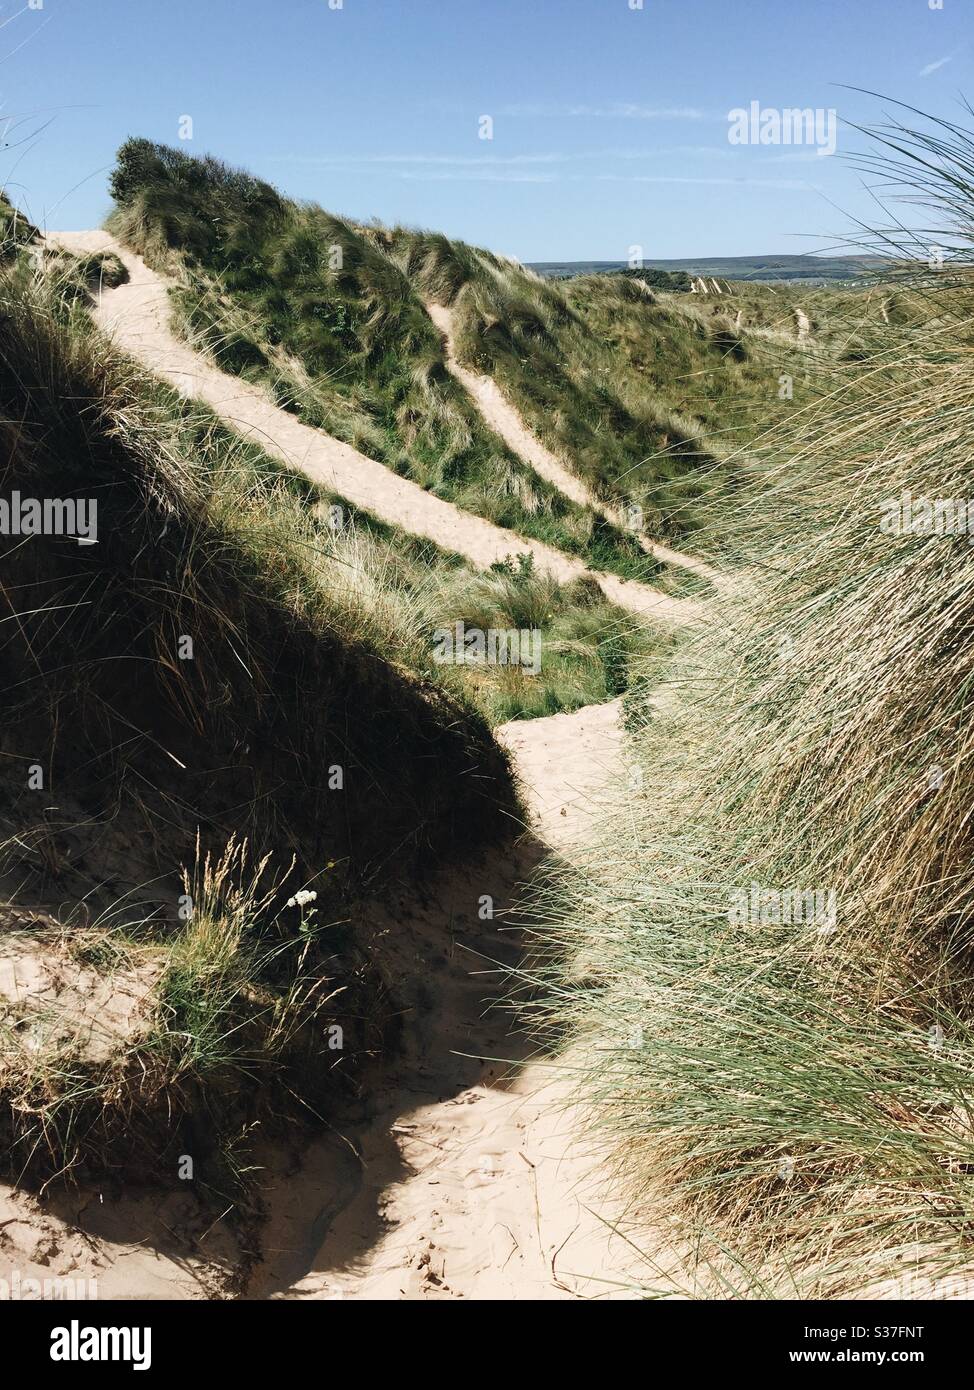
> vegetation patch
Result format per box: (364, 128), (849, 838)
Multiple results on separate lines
(0, 238), (519, 1195)
(517, 114), (974, 1298)
(105, 140), (653, 582)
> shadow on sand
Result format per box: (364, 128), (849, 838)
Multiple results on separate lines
(244, 828), (556, 1297)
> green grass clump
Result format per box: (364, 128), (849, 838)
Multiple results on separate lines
(1, 839), (386, 1203)
(0, 189), (37, 262)
(42, 246), (130, 314)
(429, 556), (665, 723)
(613, 266), (692, 293)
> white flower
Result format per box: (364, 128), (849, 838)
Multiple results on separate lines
(286, 889), (318, 909)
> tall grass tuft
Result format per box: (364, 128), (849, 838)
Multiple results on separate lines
(517, 107), (974, 1299)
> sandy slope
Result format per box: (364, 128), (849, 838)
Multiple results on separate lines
(0, 235), (684, 1301)
(425, 300), (725, 591)
(0, 701), (669, 1301)
(425, 301), (594, 512)
(45, 232), (696, 628)
(247, 700), (670, 1301)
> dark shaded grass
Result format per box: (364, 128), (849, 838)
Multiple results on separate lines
(0, 249), (519, 1194)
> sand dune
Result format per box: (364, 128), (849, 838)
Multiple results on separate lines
(46, 232), (698, 629)
(426, 299), (725, 592)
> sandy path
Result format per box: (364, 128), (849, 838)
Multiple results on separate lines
(0, 1186), (242, 1299)
(0, 701), (666, 1302)
(248, 700), (666, 1301)
(45, 232), (695, 628)
(425, 302), (593, 512)
(426, 300), (724, 591)
(0, 237), (680, 1302)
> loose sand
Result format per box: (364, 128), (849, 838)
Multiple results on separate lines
(425, 299), (725, 591)
(0, 235), (689, 1301)
(0, 700), (671, 1301)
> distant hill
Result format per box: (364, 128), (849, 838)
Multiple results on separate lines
(529, 254), (886, 285)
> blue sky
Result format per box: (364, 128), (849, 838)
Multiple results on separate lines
(3, 0), (972, 260)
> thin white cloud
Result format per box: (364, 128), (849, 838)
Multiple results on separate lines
(399, 170), (558, 184)
(498, 102), (710, 121)
(919, 54), (953, 77)
(270, 145), (740, 173)
(267, 144), (823, 190)
(765, 149), (836, 164)
(597, 174), (818, 191)
(610, 144), (734, 159)
(271, 152), (570, 167)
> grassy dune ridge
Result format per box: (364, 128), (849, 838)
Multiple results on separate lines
(106, 140), (661, 583)
(383, 218), (915, 553)
(0, 224), (522, 1193)
(103, 139), (912, 569)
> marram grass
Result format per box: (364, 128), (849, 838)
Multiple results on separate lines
(517, 110), (974, 1300)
